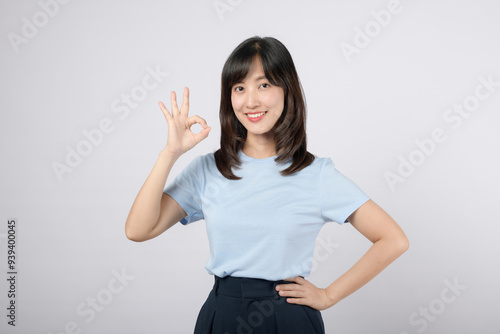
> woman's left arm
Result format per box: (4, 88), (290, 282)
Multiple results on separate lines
(323, 199), (410, 308)
(276, 199), (409, 310)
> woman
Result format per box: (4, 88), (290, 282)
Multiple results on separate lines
(125, 36), (409, 334)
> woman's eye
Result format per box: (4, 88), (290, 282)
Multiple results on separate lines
(234, 86), (243, 92)
(261, 83), (270, 88)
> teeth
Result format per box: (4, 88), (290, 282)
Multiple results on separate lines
(247, 112), (265, 118)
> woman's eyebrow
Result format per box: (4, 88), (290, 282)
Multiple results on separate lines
(233, 75), (267, 85)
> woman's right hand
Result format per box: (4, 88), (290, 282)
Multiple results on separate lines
(158, 87), (211, 158)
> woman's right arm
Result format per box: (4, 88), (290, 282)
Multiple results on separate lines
(124, 87), (211, 242)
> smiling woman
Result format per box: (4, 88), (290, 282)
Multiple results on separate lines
(215, 36), (315, 178)
(124, 36), (409, 334)
(230, 56), (285, 155)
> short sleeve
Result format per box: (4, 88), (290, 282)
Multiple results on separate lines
(163, 155), (205, 225)
(320, 158), (370, 225)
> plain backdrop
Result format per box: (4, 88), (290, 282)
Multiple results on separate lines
(1, 0), (499, 333)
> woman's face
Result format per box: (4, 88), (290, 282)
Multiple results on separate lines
(231, 57), (285, 140)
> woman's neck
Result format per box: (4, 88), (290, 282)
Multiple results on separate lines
(242, 133), (277, 159)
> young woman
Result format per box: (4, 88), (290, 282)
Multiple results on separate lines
(125, 36), (409, 334)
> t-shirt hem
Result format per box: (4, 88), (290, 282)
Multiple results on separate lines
(338, 196), (370, 225)
(163, 190), (192, 225)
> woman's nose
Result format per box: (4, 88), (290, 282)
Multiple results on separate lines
(246, 90), (260, 109)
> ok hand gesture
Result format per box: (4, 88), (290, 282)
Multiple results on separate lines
(158, 87), (211, 158)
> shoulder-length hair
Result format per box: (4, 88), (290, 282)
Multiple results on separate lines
(214, 36), (315, 180)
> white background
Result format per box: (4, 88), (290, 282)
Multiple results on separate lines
(1, 0), (499, 333)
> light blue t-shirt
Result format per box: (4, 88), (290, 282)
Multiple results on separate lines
(163, 150), (370, 281)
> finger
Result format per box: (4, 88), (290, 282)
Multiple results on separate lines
(193, 126), (211, 143)
(283, 276), (301, 283)
(279, 289), (305, 298)
(171, 91), (180, 114)
(158, 101), (172, 120)
(285, 297), (304, 305)
(180, 87), (189, 115)
(278, 287), (297, 295)
(187, 115), (208, 129)
(277, 282), (302, 292)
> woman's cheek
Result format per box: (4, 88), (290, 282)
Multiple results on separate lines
(232, 100), (245, 113)
(231, 95), (241, 112)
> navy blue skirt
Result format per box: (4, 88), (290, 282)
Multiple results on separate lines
(193, 275), (325, 334)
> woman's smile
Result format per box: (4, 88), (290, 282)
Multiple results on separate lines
(245, 111), (267, 122)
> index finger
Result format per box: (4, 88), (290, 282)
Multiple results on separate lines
(180, 87), (190, 115)
(158, 101), (172, 120)
(282, 276), (304, 284)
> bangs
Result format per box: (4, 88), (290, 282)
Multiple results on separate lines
(223, 52), (281, 90)
(223, 54), (254, 89)
(215, 36), (314, 180)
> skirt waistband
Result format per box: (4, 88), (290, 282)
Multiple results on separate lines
(213, 275), (302, 299)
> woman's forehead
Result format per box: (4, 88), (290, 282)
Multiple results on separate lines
(241, 58), (266, 81)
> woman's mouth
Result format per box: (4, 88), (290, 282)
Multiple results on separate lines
(246, 111), (267, 122)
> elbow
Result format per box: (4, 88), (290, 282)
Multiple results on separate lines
(125, 230), (140, 242)
(126, 231), (146, 242)
(125, 214), (151, 242)
(126, 233), (143, 242)
(125, 225), (147, 242)
(395, 234), (410, 255)
(378, 233), (409, 256)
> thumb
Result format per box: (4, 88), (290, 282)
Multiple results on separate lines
(194, 126), (211, 143)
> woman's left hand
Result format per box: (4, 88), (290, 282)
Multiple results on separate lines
(275, 276), (332, 311)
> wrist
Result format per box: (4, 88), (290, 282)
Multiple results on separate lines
(159, 148), (182, 161)
(324, 286), (340, 309)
